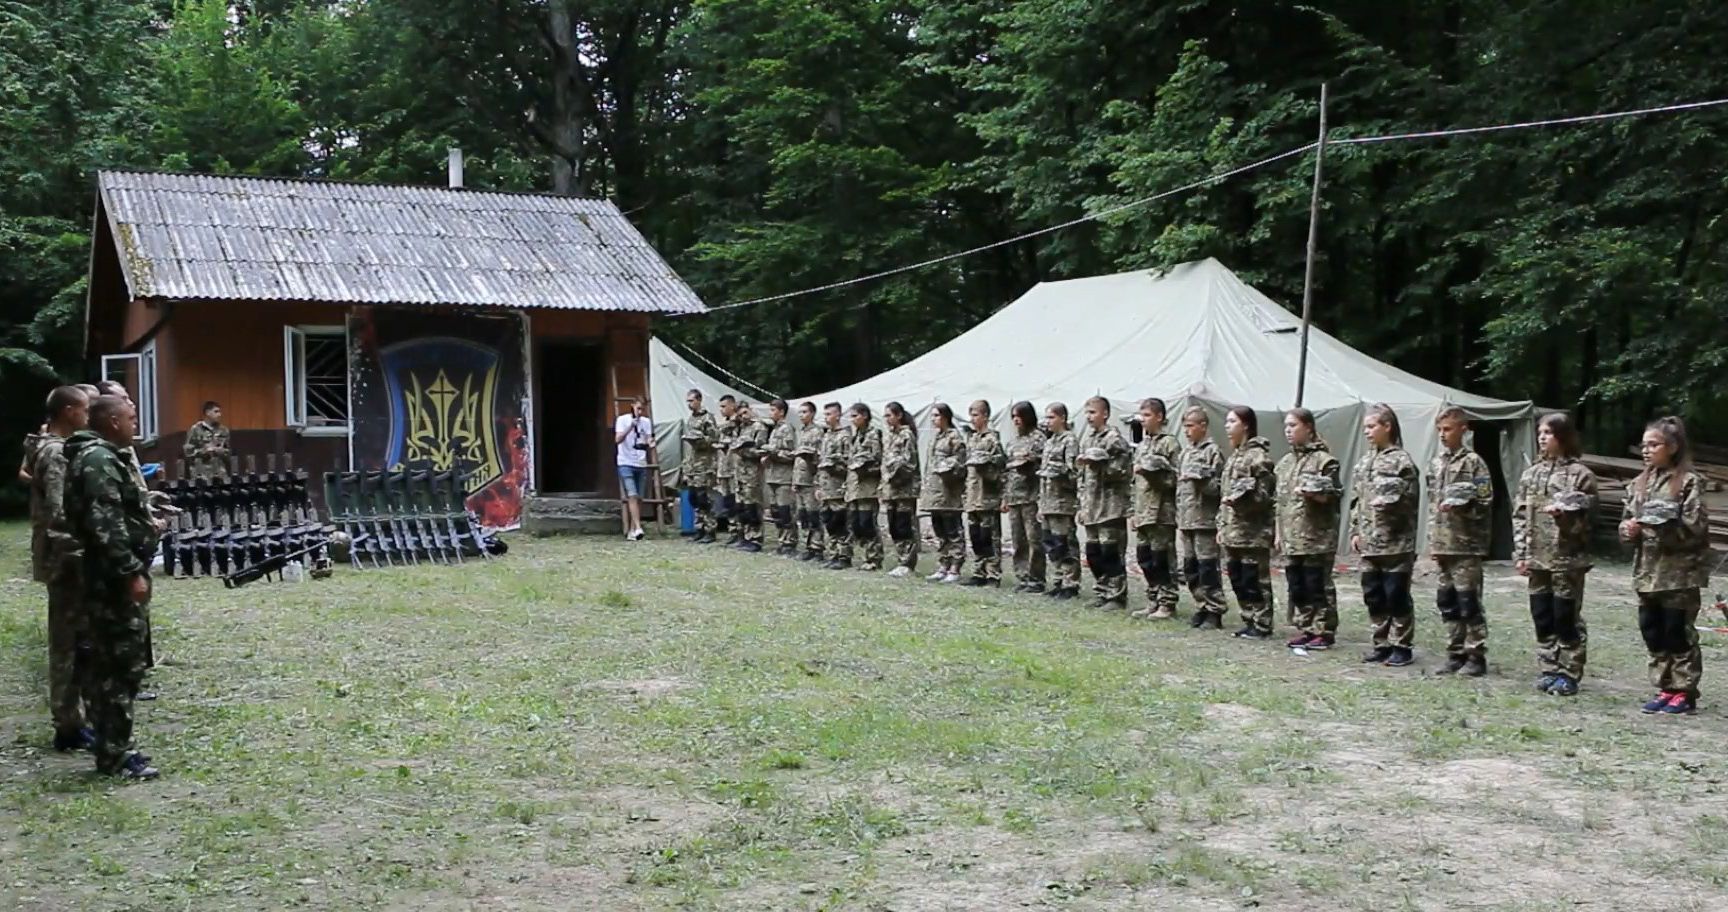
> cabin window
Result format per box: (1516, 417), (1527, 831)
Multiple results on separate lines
(99, 340), (159, 443)
(284, 325), (351, 434)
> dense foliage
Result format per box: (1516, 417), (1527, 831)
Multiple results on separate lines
(3, 0), (1724, 500)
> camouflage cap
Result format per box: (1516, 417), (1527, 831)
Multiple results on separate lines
(1368, 475), (1409, 508)
(1550, 490), (1591, 512)
(1178, 452), (1216, 482)
(1295, 473), (1340, 496)
(934, 456), (962, 475)
(1141, 454), (1175, 474)
(1440, 481), (1478, 508)
(1223, 475), (1257, 503)
(1083, 446), (1110, 463)
(1636, 498), (1680, 526)
(966, 449), (996, 465)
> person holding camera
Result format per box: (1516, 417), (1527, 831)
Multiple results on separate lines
(615, 398), (655, 541)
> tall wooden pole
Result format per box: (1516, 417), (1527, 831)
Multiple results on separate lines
(1295, 83), (1329, 407)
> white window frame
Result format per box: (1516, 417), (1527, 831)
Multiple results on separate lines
(100, 339), (159, 444)
(283, 324), (351, 436)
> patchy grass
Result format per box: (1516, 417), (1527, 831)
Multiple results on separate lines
(2, 522), (1727, 911)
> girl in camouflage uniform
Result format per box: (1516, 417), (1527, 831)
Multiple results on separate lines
(1131, 398), (1183, 619)
(1217, 406), (1277, 639)
(1274, 408), (1341, 649)
(843, 403), (886, 571)
(920, 404), (967, 582)
(1348, 404), (1420, 667)
(962, 400), (1007, 587)
(881, 402), (922, 577)
(1038, 403), (1082, 601)
(1177, 407), (1227, 629)
(1620, 417), (1709, 715)
(1003, 402), (1048, 593)
(1512, 412), (1598, 696)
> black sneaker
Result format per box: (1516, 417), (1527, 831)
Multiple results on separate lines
(1361, 646), (1394, 664)
(1383, 647), (1415, 667)
(1435, 656), (1468, 676)
(1231, 625), (1265, 639)
(1052, 588), (1078, 601)
(1189, 611), (1210, 629)
(1545, 675), (1579, 697)
(827, 560), (851, 571)
(53, 727), (97, 752)
(739, 541), (762, 553)
(960, 577), (995, 588)
(799, 551), (819, 562)
(1012, 580), (1032, 593)
(1461, 656), (1487, 678)
(117, 753), (159, 781)
(1023, 582), (1046, 595)
(1089, 596), (1125, 610)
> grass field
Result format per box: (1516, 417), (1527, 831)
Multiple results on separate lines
(3, 523), (1727, 911)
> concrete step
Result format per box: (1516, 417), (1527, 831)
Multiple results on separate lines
(521, 494), (621, 536)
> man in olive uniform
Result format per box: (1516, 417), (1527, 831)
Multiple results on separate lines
(1003, 403), (1047, 593)
(1076, 397), (1133, 609)
(64, 395), (161, 780)
(792, 402), (825, 560)
(817, 403), (853, 566)
(96, 380), (161, 677)
(1130, 398), (1183, 619)
(31, 386), (94, 751)
(962, 401), (1007, 586)
(183, 401), (231, 481)
(714, 395), (740, 544)
(764, 399), (799, 556)
(1176, 407), (1227, 628)
(1428, 408), (1495, 676)
(731, 401), (767, 553)
(681, 390), (722, 543)
(1038, 404), (1082, 600)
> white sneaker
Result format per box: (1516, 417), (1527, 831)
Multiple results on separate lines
(941, 573), (961, 584)
(628, 529), (645, 541)
(888, 566), (911, 578)
(925, 569), (947, 582)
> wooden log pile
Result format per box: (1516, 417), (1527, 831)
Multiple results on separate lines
(1579, 450), (1728, 555)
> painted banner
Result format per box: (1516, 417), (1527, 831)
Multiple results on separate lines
(349, 309), (531, 529)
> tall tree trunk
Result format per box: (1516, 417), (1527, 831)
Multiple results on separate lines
(547, 0), (584, 196)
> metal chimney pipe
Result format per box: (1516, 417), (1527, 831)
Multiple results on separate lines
(448, 148), (464, 189)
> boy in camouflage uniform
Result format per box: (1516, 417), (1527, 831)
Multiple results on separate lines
(881, 402), (921, 576)
(764, 399), (799, 555)
(1038, 403), (1082, 600)
(731, 401), (767, 552)
(1274, 409), (1342, 649)
(64, 396), (161, 780)
(843, 404), (886, 571)
(1076, 397), (1133, 609)
(962, 401), (1007, 586)
(714, 395), (740, 543)
(792, 402), (825, 560)
(1349, 404), (1421, 667)
(920, 405), (967, 582)
(681, 390), (721, 543)
(1513, 413), (1598, 696)
(1428, 407), (1495, 676)
(183, 401), (232, 481)
(1003, 402), (1047, 593)
(1176, 408), (1227, 628)
(817, 403), (854, 567)
(1131, 398), (1183, 619)
(1621, 416), (1710, 715)
(31, 387), (93, 751)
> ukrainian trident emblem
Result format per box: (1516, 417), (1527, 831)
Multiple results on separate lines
(381, 338), (504, 494)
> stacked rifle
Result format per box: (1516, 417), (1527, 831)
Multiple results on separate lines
(156, 462), (334, 580)
(322, 469), (501, 568)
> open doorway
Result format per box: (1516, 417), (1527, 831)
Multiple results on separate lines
(537, 340), (605, 493)
(1473, 422), (1515, 559)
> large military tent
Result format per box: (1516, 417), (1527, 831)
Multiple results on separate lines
(654, 258), (1537, 554)
(648, 335), (754, 481)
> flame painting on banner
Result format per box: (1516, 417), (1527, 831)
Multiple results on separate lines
(349, 309), (530, 529)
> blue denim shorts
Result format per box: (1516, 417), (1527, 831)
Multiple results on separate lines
(617, 465), (648, 498)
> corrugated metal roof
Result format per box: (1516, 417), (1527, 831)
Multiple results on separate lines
(96, 170), (707, 314)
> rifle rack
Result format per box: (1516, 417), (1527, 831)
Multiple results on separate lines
(321, 468), (502, 568)
(155, 454), (334, 580)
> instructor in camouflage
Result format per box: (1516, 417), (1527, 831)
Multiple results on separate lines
(30, 386), (93, 751)
(1621, 417), (1710, 715)
(1427, 407), (1495, 677)
(182, 401), (231, 481)
(1512, 412), (1598, 697)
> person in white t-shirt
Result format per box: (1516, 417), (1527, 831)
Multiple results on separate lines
(614, 398), (655, 540)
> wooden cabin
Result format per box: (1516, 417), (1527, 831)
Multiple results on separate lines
(84, 169), (706, 528)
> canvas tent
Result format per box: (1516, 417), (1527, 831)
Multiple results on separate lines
(648, 335), (755, 482)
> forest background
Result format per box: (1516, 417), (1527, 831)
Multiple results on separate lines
(3, 0), (1724, 512)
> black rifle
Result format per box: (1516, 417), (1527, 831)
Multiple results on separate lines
(223, 532), (362, 589)
(379, 471), (421, 565)
(340, 472), (388, 567)
(411, 470), (458, 564)
(390, 471), (441, 564)
(431, 470), (471, 558)
(360, 471), (405, 566)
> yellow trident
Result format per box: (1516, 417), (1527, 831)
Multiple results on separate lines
(398, 367), (502, 491)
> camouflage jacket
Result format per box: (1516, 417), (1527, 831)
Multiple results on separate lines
(764, 419), (797, 486)
(681, 408), (721, 484)
(1217, 437), (1276, 549)
(733, 417), (769, 495)
(1131, 432), (1182, 529)
(792, 422), (823, 487)
(29, 434), (79, 584)
(1003, 428), (1045, 506)
(1175, 438), (1224, 530)
(817, 426), (853, 502)
(1349, 444), (1420, 557)
(919, 428), (966, 512)
(1512, 457), (1597, 571)
(1274, 441), (1341, 557)
(715, 411), (741, 479)
(963, 428), (1006, 512)
(183, 420), (231, 479)
(1623, 468), (1711, 592)
(882, 426), (921, 501)
(1427, 446), (1494, 557)
(22, 431), (42, 476)
(1076, 424), (1132, 525)
(63, 430), (160, 589)
(846, 426), (885, 501)
(1037, 429), (1081, 517)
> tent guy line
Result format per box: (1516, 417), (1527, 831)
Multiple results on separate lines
(667, 94), (1728, 321)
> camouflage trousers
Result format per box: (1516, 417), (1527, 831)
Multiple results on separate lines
(734, 484), (765, 545)
(1283, 553), (1339, 636)
(1638, 588), (1702, 698)
(767, 483), (797, 551)
(929, 511), (966, 575)
(79, 587), (151, 775)
(46, 568), (86, 736)
(685, 484), (716, 535)
(1528, 568), (1588, 679)
(843, 499), (884, 570)
(967, 511), (1002, 582)
(794, 486), (822, 555)
(883, 499), (920, 571)
(1177, 529), (1228, 618)
(821, 499), (852, 562)
(1133, 524), (1179, 618)
(1435, 555), (1487, 660)
(1224, 545), (1276, 633)
(1042, 514), (1081, 592)
(1360, 553), (1416, 649)
(1005, 504), (1046, 585)
(1084, 520), (1129, 604)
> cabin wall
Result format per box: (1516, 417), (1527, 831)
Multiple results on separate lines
(163, 300), (353, 433)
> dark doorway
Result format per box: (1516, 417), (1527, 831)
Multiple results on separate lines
(537, 340), (605, 493)
(1474, 422), (1515, 559)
